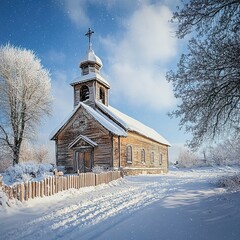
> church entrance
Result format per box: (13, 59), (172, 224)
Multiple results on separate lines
(74, 148), (93, 173)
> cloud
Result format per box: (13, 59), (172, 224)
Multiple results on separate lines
(101, 4), (178, 110)
(63, 0), (90, 28)
(61, 1), (179, 110)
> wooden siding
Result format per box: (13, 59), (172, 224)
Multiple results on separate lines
(113, 132), (169, 175)
(56, 106), (113, 173)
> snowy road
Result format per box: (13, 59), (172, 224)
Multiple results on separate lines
(1, 167), (240, 240)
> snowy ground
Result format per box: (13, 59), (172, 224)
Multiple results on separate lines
(0, 167), (240, 240)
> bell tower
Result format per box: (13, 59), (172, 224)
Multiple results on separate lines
(70, 28), (110, 108)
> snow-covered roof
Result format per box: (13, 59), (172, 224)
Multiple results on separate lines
(50, 102), (127, 140)
(50, 101), (170, 146)
(80, 49), (102, 67)
(68, 135), (98, 149)
(70, 72), (110, 88)
(96, 101), (171, 146)
(82, 103), (127, 136)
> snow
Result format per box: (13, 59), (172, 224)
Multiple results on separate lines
(50, 102), (127, 140)
(82, 103), (127, 136)
(2, 162), (54, 185)
(70, 72), (110, 88)
(82, 48), (103, 67)
(96, 101), (171, 146)
(1, 167), (240, 240)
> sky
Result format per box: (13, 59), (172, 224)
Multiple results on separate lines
(0, 0), (191, 162)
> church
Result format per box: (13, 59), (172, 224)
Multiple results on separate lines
(50, 29), (171, 175)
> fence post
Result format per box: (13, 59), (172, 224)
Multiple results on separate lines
(20, 183), (25, 202)
(0, 175), (2, 188)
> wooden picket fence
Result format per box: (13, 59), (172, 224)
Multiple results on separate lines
(0, 171), (122, 202)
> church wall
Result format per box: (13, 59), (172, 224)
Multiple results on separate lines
(56, 106), (113, 173)
(113, 132), (169, 175)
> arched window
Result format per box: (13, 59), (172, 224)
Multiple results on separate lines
(99, 87), (105, 104)
(141, 149), (145, 163)
(159, 154), (163, 165)
(151, 152), (154, 164)
(80, 85), (89, 102)
(127, 145), (132, 163)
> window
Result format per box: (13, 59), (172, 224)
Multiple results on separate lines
(151, 152), (154, 164)
(141, 149), (145, 163)
(82, 66), (88, 75)
(159, 154), (163, 165)
(99, 87), (105, 104)
(127, 146), (132, 163)
(80, 85), (89, 102)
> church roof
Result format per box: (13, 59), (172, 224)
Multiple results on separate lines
(96, 102), (171, 146)
(50, 102), (127, 140)
(50, 101), (170, 146)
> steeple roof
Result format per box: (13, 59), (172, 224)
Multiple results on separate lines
(80, 48), (103, 69)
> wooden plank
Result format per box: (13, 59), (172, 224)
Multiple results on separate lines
(64, 177), (67, 190)
(59, 177), (62, 192)
(73, 176), (76, 189)
(49, 177), (53, 196)
(55, 176), (58, 193)
(60, 176), (64, 191)
(36, 182), (38, 197)
(48, 177), (51, 196)
(32, 182), (36, 199)
(25, 183), (28, 201)
(40, 180), (44, 197)
(28, 182), (32, 199)
(67, 176), (69, 189)
(16, 184), (20, 200)
(20, 183), (25, 202)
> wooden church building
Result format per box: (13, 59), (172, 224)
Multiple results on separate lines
(50, 29), (171, 175)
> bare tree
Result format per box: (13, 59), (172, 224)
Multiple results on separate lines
(0, 44), (52, 165)
(167, 1), (240, 149)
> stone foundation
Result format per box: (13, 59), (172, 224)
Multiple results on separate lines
(123, 167), (168, 176)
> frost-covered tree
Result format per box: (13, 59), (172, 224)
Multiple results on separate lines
(175, 147), (198, 168)
(20, 142), (51, 164)
(0, 44), (52, 165)
(167, 0), (240, 149)
(208, 134), (240, 166)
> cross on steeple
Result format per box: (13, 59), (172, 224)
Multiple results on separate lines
(85, 28), (94, 50)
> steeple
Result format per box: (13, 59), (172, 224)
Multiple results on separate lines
(79, 28), (103, 76)
(70, 29), (110, 108)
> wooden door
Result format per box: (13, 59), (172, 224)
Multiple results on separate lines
(84, 150), (91, 172)
(75, 149), (92, 173)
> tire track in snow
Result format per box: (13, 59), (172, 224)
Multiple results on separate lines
(2, 179), (168, 240)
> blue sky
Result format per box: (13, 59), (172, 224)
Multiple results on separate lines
(0, 0), (190, 161)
